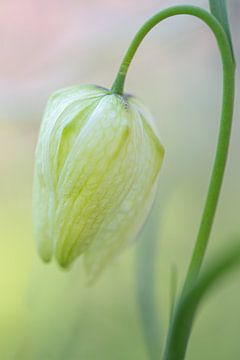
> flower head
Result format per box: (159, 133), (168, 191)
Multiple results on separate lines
(33, 84), (164, 280)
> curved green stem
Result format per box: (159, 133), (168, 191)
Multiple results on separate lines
(112, 4), (235, 290)
(111, 5), (235, 359)
(111, 6), (234, 96)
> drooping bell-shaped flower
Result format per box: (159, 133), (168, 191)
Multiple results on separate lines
(33, 84), (164, 280)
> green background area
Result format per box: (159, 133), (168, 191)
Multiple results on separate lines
(0, 0), (239, 359)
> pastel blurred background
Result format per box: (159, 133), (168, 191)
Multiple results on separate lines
(0, 0), (240, 359)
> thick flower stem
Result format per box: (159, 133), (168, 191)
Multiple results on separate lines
(111, 4), (235, 360)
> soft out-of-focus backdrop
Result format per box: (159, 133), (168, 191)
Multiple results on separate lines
(0, 0), (240, 359)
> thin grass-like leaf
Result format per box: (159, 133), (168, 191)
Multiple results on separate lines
(164, 241), (240, 360)
(209, 0), (235, 63)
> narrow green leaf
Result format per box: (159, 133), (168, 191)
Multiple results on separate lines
(209, 0), (235, 63)
(164, 241), (240, 360)
(169, 264), (178, 321)
(136, 201), (162, 359)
